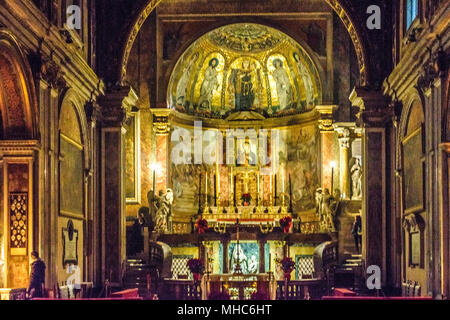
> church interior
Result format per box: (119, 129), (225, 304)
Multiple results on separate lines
(0, 0), (449, 300)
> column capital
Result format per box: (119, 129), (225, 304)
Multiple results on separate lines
(314, 105), (339, 132)
(349, 87), (391, 127)
(98, 86), (138, 127)
(151, 108), (172, 135)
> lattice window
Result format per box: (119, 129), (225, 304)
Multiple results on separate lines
(171, 255), (193, 280)
(295, 255), (314, 279)
(9, 193), (28, 250)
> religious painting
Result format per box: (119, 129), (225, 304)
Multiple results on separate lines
(278, 125), (320, 212)
(267, 54), (296, 115)
(62, 220), (79, 266)
(60, 136), (84, 217)
(125, 112), (141, 204)
(192, 52), (225, 117)
(402, 126), (424, 214)
(167, 23), (322, 120)
(227, 241), (259, 274)
(226, 57), (268, 114)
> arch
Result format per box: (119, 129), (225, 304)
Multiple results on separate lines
(0, 29), (38, 139)
(58, 88), (90, 169)
(164, 21), (327, 106)
(399, 89), (425, 139)
(118, 0), (369, 87)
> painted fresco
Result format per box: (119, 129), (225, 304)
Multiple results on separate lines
(168, 23), (322, 119)
(60, 138), (84, 216)
(278, 125), (320, 212)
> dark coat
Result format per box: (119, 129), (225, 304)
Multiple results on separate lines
(28, 259), (46, 292)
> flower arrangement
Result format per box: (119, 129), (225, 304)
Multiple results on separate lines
(241, 193), (252, 206)
(195, 218), (209, 234)
(278, 257), (295, 281)
(186, 258), (205, 275)
(187, 258), (205, 282)
(279, 216), (292, 233)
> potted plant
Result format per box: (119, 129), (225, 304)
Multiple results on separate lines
(187, 258), (205, 282)
(279, 257), (295, 281)
(279, 216), (292, 233)
(195, 218), (209, 234)
(241, 193), (252, 206)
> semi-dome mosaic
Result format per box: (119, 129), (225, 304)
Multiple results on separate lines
(168, 23), (322, 119)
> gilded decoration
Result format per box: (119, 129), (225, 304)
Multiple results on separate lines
(167, 24), (322, 119)
(120, 1), (368, 86)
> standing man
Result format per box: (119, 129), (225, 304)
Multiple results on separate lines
(27, 251), (46, 299)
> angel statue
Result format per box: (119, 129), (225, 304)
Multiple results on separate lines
(154, 189), (174, 233)
(315, 188), (337, 233)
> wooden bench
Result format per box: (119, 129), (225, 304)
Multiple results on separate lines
(110, 288), (140, 298)
(333, 288), (357, 296)
(32, 297), (143, 301)
(322, 296), (433, 300)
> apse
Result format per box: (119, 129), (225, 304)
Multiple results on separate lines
(167, 23), (322, 119)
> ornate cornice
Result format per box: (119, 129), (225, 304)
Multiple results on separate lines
(350, 87), (391, 128)
(316, 105), (338, 132)
(151, 108), (171, 135)
(98, 86), (138, 127)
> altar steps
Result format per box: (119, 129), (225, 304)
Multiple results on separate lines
(333, 255), (363, 293)
(122, 259), (152, 298)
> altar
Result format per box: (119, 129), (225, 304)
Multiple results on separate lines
(204, 273), (277, 300)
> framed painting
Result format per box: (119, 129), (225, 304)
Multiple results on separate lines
(402, 126), (424, 214)
(125, 111), (141, 204)
(59, 134), (84, 218)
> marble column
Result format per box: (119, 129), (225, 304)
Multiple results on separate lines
(350, 87), (390, 286)
(259, 239), (267, 273)
(335, 125), (352, 199)
(439, 143), (450, 297)
(316, 105), (339, 191)
(98, 86), (138, 284)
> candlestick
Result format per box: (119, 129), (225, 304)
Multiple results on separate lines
(274, 174), (277, 206)
(214, 174), (217, 206)
(205, 172), (208, 207)
(269, 175), (272, 205)
(198, 173), (202, 214)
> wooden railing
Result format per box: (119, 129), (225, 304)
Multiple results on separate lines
(158, 280), (201, 300)
(276, 279), (326, 300)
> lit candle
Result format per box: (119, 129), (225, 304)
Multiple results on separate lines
(257, 174), (260, 194)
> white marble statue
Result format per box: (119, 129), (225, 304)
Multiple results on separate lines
(230, 244), (248, 273)
(351, 158), (362, 199)
(247, 255), (258, 274)
(272, 59), (293, 111)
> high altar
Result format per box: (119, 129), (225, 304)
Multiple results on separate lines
(125, 24), (363, 300)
